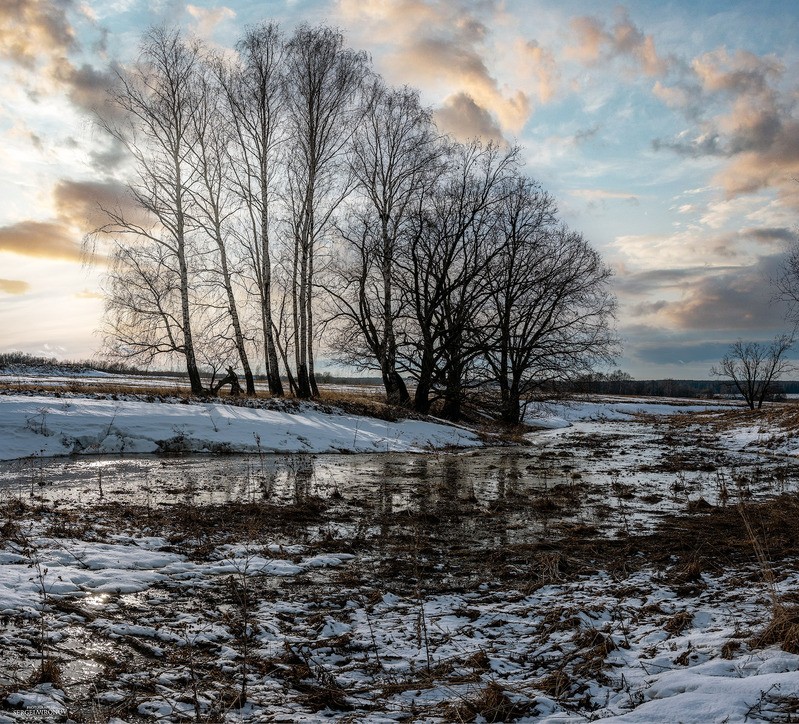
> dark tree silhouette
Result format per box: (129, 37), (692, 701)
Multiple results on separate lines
(711, 336), (794, 410)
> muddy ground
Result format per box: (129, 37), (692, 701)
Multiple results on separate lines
(1, 406), (799, 722)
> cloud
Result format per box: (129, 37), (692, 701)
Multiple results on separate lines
(612, 230), (729, 270)
(434, 92), (505, 143)
(52, 59), (117, 116)
(652, 80), (695, 109)
(743, 227), (794, 245)
(652, 45), (799, 205)
(389, 31), (530, 134)
(89, 137), (130, 173)
(53, 179), (131, 232)
(612, 220), (792, 272)
(570, 188), (639, 204)
(698, 195), (761, 230)
(337, 0), (549, 139)
(651, 132), (724, 158)
(514, 39), (558, 104)
(628, 299), (668, 317)
(573, 125), (599, 145)
(0, 181), (136, 267)
(662, 256), (789, 331)
(0, 220), (83, 261)
(692, 48), (782, 97)
(566, 9), (669, 77)
(619, 254), (790, 334)
(714, 121), (799, 199)
(615, 266), (713, 297)
(0, 0), (76, 69)
(633, 340), (735, 366)
(74, 289), (103, 300)
(186, 4), (236, 39)
(0, 279), (31, 295)
(0, 0), (112, 118)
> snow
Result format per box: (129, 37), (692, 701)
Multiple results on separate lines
(1, 393), (798, 721)
(525, 397), (733, 429)
(0, 393), (480, 461)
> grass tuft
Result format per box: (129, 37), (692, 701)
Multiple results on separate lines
(751, 605), (799, 655)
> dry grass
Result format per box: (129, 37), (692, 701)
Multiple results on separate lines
(446, 682), (533, 722)
(315, 388), (412, 422)
(659, 401), (799, 436)
(537, 669), (571, 699)
(752, 606), (799, 655)
(29, 658), (62, 687)
(0, 380), (192, 398)
(664, 611), (695, 636)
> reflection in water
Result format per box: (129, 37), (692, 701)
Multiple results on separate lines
(0, 451), (568, 535)
(1, 441), (795, 540)
(84, 593), (110, 608)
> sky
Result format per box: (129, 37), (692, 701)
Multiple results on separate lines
(1, 0), (798, 379)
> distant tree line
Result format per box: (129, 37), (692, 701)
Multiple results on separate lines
(0, 351), (146, 375)
(570, 369), (796, 400)
(91, 24), (618, 422)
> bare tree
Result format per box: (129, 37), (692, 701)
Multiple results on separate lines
(218, 23), (286, 396)
(330, 80), (442, 405)
(398, 140), (519, 418)
(190, 58), (257, 395)
(711, 336), (794, 410)
(485, 210), (618, 425)
(283, 24), (369, 398)
(483, 175), (556, 423)
(96, 27), (206, 394)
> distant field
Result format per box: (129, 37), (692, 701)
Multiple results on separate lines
(0, 370), (385, 397)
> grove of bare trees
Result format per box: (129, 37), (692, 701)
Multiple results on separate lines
(93, 22), (618, 423)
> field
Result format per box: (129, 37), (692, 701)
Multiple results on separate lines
(0, 376), (798, 722)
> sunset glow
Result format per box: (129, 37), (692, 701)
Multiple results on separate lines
(2, 0), (797, 378)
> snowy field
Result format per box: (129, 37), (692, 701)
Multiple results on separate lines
(0, 391), (799, 721)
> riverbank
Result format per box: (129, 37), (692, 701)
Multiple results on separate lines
(0, 393), (481, 461)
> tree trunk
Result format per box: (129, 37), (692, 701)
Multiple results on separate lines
(382, 369), (410, 406)
(293, 219), (312, 399)
(500, 379), (521, 425)
(441, 364), (463, 421)
(260, 176), (283, 397)
(175, 157), (204, 396)
(414, 344), (435, 414)
(272, 318), (298, 396)
(307, 233), (319, 398)
(230, 297), (256, 396)
(217, 234), (255, 396)
(380, 223), (410, 406)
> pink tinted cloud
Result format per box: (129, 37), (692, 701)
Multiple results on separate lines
(0, 0), (111, 117)
(567, 10), (669, 77)
(0, 0), (76, 69)
(337, 0), (553, 139)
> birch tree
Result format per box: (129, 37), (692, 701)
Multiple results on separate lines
(283, 24), (369, 398)
(98, 27), (206, 394)
(190, 59), (257, 394)
(218, 23), (285, 396)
